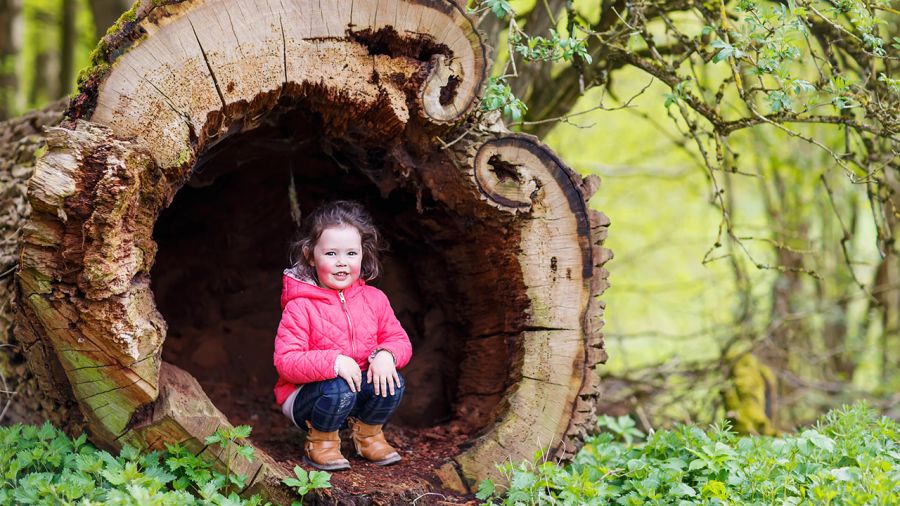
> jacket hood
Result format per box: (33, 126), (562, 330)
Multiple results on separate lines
(280, 268), (366, 309)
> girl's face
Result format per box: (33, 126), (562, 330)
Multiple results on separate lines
(310, 225), (363, 291)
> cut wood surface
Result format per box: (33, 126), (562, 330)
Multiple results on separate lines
(7, 0), (611, 503)
(80, 0), (487, 169)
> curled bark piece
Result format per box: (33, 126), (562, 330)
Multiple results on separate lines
(436, 134), (610, 482)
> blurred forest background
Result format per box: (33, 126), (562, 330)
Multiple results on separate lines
(1, 0), (897, 434)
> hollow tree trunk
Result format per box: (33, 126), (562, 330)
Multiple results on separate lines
(8, 0), (611, 503)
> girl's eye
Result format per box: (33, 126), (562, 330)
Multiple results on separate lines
(348, 251), (358, 256)
(325, 252), (335, 256)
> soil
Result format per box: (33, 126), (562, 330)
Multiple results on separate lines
(207, 379), (479, 504)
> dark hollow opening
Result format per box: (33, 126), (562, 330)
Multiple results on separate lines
(150, 104), (517, 488)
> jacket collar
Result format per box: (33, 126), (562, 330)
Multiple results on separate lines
(280, 268), (366, 309)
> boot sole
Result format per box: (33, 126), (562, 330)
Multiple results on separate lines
(303, 456), (350, 471)
(371, 453), (402, 466)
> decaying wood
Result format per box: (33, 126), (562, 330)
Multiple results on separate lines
(0, 100), (75, 428)
(8, 0), (612, 502)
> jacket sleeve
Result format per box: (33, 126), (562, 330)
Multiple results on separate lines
(273, 300), (342, 384)
(374, 290), (413, 370)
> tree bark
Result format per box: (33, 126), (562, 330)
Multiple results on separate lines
(7, 0), (611, 503)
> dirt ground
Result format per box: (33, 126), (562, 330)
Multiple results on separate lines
(205, 381), (480, 504)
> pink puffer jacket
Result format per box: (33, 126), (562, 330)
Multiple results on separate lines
(272, 272), (412, 405)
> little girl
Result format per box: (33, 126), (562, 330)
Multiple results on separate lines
(273, 200), (412, 471)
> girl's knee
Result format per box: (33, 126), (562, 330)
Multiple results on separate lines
(319, 379), (356, 406)
(322, 377), (355, 396)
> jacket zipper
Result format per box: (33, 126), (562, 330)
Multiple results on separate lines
(338, 291), (356, 358)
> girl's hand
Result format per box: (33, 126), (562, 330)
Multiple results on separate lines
(366, 351), (400, 397)
(335, 355), (362, 393)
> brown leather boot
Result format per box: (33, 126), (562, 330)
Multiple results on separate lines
(348, 417), (401, 466)
(303, 421), (350, 471)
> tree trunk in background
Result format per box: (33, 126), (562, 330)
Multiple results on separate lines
(28, 53), (47, 108)
(506, 0), (565, 102)
(86, 0), (131, 41)
(0, 0), (21, 120)
(59, 0), (76, 97)
(874, 170), (899, 383)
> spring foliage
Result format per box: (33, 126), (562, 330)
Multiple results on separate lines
(0, 423), (330, 505)
(477, 403), (899, 505)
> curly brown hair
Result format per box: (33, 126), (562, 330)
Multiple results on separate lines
(289, 201), (383, 282)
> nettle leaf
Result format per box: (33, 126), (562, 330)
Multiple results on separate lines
(511, 470), (537, 490)
(37, 422), (57, 441)
(119, 444), (140, 461)
(199, 480), (220, 500)
(232, 425), (253, 440)
(204, 432), (223, 446)
(101, 465), (127, 486)
(476, 478), (496, 500)
(236, 445), (255, 462)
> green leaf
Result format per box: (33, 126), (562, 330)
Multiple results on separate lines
(119, 444), (139, 461)
(308, 470), (332, 489)
(670, 482), (697, 497)
(484, 0), (514, 19)
(231, 425), (252, 439)
(476, 478), (496, 500)
(236, 445), (255, 462)
(712, 45), (734, 63)
(801, 430), (835, 452)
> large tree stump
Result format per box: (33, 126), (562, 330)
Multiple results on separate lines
(8, 0), (611, 502)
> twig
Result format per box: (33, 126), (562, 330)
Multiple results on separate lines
(411, 492), (448, 505)
(0, 264), (17, 280)
(508, 77), (654, 128)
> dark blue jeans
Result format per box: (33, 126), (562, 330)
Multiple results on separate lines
(290, 373), (405, 432)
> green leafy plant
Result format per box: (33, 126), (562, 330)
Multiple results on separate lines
(282, 465), (332, 505)
(204, 425), (256, 496)
(0, 421), (270, 505)
(477, 403), (900, 505)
